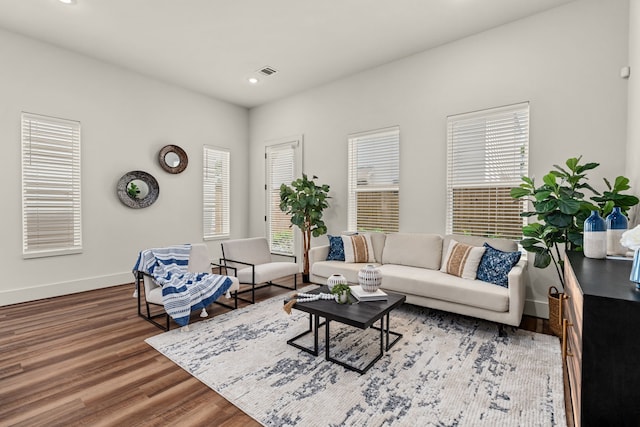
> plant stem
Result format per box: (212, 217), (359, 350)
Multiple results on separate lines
(551, 244), (565, 288)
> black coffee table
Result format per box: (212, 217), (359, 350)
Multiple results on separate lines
(286, 286), (405, 374)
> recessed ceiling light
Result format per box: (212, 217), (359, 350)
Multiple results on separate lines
(59, 0), (77, 4)
(248, 77), (259, 85)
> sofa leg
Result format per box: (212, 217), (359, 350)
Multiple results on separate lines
(498, 324), (512, 337)
(498, 324), (505, 337)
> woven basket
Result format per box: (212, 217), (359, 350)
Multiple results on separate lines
(548, 286), (563, 337)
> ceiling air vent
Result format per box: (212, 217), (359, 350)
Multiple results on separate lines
(258, 66), (278, 76)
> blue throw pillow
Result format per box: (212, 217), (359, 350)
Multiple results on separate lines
(476, 243), (521, 288)
(326, 235), (345, 261)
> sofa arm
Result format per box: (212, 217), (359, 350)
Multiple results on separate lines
(507, 257), (527, 322)
(309, 245), (329, 270)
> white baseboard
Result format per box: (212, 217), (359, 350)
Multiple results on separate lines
(523, 298), (550, 319)
(0, 272), (133, 307)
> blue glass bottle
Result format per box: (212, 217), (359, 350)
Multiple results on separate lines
(606, 207), (628, 256)
(583, 210), (606, 258)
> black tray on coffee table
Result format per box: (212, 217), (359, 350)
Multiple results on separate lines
(285, 285), (405, 374)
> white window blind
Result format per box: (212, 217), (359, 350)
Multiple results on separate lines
(203, 146), (230, 240)
(348, 126), (400, 233)
(266, 141), (298, 255)
(446, 102), (529, 239)
(21, 112), (82, 258)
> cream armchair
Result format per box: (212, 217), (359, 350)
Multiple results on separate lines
(135, 243), (240, 330)
(220, 237), (298, 304)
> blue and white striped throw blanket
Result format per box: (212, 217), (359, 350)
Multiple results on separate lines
(133, 244), (233, 327)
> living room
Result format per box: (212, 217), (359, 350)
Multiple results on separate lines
(1, 0), (639, 425)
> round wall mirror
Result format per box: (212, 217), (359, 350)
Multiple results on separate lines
(117, 171), (159, 208)
(158, 145), (188, 174)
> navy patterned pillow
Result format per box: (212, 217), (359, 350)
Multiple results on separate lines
(326, 235), (345, 261)
(476, 243), (521, 288)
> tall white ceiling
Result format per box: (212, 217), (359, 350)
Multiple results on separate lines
(0, 0), (575, 108)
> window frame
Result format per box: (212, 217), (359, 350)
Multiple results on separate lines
(21, 112), (82, 259)
(445, 102), (529, 240)
(265, 137), (302, 256)
(347, 126), (400, 233)
(202, 145), (230, 240)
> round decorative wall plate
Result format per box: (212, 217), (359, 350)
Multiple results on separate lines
(158, 144), (188, 174)
(116, 170), (159, 208)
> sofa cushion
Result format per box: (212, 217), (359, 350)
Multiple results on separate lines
(369, 232), (386, 263)
(311, 260), (375, 284)
(443, 234), (517, 253)
(476, 243), (521, 288)
(237, 262), (299, 284)
(379, 264), (509, 312)
(326, 235), (345, 261)
(440, 239), (486, 279)
(342, 234), (375, 263)
(382, 233), (442, 270)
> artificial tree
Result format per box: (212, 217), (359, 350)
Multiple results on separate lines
(279, 174), (330, 281)
(511, 156), (638, 288)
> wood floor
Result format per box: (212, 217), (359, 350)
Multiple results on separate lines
(1, 277), (557, 427)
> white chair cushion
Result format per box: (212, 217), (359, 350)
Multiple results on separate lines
(222, 237), (272, 268)
(145, 281), (164, 305)
(188, 243), (212, 272)
(237, 262), (299, 284)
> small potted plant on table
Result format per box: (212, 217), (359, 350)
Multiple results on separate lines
(330, 284), (351, 304)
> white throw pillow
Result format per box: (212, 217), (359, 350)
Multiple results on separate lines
(342, 234), (375, 263)
(440, 239), (486, 280)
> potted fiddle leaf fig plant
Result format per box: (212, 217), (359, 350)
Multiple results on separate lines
(510, 156), (599, 288)
(511, 156), (639, 288)
(280, 174), (330, 282)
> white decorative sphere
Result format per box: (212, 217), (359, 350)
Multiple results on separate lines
(327, 273), (347, 291)
(358, 264), (382, 292)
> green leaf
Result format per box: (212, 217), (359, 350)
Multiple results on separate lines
(542, 173), (557, 187)
(533, 251), (552, 269)
(557, 198), (581, 214)
(535, 199), (558, 213)
(534, 190), (552, 201)
(565, 157), (579, 171)
(576, 162), (600, 174)
(613, 176), (631, 191)
(546, 211), (573, 228)
(510, 187), (530, 198)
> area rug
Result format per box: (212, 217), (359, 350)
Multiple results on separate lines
(146, 290), (566, 427)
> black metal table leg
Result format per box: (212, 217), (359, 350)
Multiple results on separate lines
(287, 313), (325, 356)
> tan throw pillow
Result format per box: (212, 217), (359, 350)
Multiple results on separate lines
(342, 234), (375, 263)
(440, 239), (486, 279)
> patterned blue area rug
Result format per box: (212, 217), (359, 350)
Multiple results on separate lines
(146, 290), (566, 427)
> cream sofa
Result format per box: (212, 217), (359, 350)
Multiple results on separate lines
(309, 233), (526, 327)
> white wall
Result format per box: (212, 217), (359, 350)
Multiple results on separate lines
(628, 0), (640, 227)
(249, 0), (630, 317)
(0, 28), (249, 305)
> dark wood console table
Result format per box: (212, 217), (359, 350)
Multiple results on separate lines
(563, 251), (640, 426)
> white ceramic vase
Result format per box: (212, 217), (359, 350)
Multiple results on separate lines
(358, 264), (382, 292)
(631, 249), (640, 290)
(327, 273), (347, 292)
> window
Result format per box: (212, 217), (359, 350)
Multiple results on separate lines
(266, 139), (301, 255)
(348, 126), (400, 232)
(21, 112), (82, 258)
(446, 102), (529, 239)
(203, 146), (230, 239)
